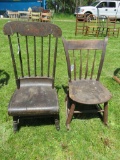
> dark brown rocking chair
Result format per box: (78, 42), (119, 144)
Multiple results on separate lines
(62, 37), (112, 130)
(3, 21), (62, 132)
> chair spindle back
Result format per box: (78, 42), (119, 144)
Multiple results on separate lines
(4, 21), (62, 88)
(62, 37), (108, 82)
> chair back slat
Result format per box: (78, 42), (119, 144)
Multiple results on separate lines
(72, 50), (76, 80)
(4, 22), (62, 89)
(90, 50), (96, 79)
(17, 33), (24, 77)
(25, 36), (30, 77)
(34, 36), (37, 76)
(79, 50), (82, 79)
(85, 50), (89, 79)
(8, 35), (19, 87)
(52, 38), (58, 87)
(41, 37), (43, 76)
(96, 48), (106, 81)
(62, 37), (108, 82)
(48, 35), (51, 77)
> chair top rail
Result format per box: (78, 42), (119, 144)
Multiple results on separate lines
(62, 37), (108, 50)
(3, 21), (62, 37)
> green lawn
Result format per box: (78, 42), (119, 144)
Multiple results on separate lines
(0, 15), (120, 160)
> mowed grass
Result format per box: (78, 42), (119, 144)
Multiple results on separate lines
(0, 15), (120, 160)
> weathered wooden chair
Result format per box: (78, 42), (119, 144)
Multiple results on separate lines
(40, 12), (52, 22)
(31, 12), (40, 21)
(7, 10), (19, 20)
(62, 37), (112, 130)
(106, 16), (119, 37)
(85, 14), (99, 36)
(75, 14), (87, 36)
(97, 15), (108, 37)
(19, 12), (31, 21)
(3, 21), (62, 132)
(50, 10), (55, 23)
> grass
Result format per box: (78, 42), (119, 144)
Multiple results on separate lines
(0, 15), (120, 159)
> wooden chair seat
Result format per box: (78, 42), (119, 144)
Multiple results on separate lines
(8, 78), (59, 116)
(69, 79), (111, 104)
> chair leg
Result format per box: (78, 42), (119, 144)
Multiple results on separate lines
(66, 102), (75, 130)
(13, 116), (19, 132)
(55, 115), (60, 131)
(75, 28), (77, 36)
(103, 102), (108, 125)
(65, 95), (69, 119)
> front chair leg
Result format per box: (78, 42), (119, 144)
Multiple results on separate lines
(13, 116), (19, 132)
(103, 102), (108, 125)
(66, 102), (75, 130)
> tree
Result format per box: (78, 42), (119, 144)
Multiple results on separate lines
(46, 0), (93, 13)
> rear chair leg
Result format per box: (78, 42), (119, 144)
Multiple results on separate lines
(13, 116), (19, 132)
(103, 102), (108, 125)
(55, 115), (60, 131)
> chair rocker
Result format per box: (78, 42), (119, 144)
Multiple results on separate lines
(3, 21), (62, 132)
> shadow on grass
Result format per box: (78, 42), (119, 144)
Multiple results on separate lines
(113, 68), (120, 76)
(0, 69), (10, 88)
(55, 85), (62, 93)
(70, 101), (103, 122)
(72, 104), (103, 122)
(18, 116), (56, 131)
(113, 68), (120, 84)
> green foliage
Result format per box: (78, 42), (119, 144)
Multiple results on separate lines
(0, 16), (120, 159)
(46, 0), (95, 13)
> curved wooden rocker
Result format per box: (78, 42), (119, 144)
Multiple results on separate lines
(113, 68), (120, 84)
